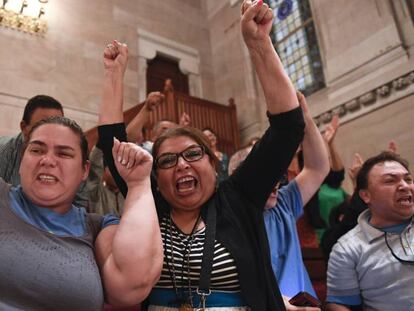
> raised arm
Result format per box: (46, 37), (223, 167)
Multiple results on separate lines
(388, 140), (398, 154)
(126, 92), (165, 144)
(95, 139), (163, 307)
(179, 111), (191, 126)
(323, 115), (344, 172)
(295, 92), (330, 204)
(97, 41), (130, 197)
(241, 0), (299, 113)
(99, 40), (127, 126)
(348, 153), (364, 189)
(230, 0), (305, 209)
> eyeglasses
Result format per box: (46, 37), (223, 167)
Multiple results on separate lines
(156, 145), (205, 169)
(384, 232), (414, 264)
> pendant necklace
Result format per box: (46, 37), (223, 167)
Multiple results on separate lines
(166, 212), (202, 311)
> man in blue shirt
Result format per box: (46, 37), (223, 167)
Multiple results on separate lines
(229, 92), (329, 309)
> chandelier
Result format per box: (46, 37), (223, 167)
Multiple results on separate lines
(0, 0), (49, 35)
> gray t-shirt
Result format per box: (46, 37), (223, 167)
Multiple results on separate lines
(0, 179), (104, 311)
(327, 209), (414, 310)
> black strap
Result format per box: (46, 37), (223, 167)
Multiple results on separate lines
(198, 199), (217, 293)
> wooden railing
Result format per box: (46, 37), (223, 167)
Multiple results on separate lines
(85, 81), (240, 156)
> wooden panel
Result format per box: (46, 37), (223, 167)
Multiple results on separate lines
(147, 55), (189, 95)
(173, 92), (240, 155)
(85, 80), (240, 156)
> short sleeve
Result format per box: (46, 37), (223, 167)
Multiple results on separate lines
(102, 214), (120, 228)
(326, 294), (362, 307)
(327, 240), (361, 299)
(275, 180), (303, 219)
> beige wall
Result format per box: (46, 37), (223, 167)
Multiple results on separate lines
(205, 0), (268, 143)
(1, 0), (414, 179)
(0, 0), (213, 134)
(0, 0), (264, 145)
(336, 94), (414, 193)
(305, 0), (414, 189)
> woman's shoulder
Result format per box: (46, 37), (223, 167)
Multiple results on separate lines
(85, 211), (120, 230)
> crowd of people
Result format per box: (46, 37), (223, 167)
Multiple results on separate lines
(0, 0), (412, 310)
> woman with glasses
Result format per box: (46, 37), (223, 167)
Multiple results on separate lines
(98, 1), (305, 310)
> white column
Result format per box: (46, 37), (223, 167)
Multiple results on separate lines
(188, 73), (203, 98)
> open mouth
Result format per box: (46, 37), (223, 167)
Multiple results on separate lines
(37, 174), (58, 183)
(397, 194), (413, 206)
(176, 176), (198, 193)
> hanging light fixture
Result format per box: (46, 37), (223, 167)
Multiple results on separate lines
(0, 0), (49, 35)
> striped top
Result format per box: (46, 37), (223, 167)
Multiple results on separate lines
(155, 214), (241, 293)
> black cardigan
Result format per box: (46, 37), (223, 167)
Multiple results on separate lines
(98, 107), (305, 310)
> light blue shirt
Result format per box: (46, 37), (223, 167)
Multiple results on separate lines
(9, 185), (119, 237)
(263, 180), (316, 298)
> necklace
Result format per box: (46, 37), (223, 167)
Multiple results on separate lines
(165, 212), (202, 310)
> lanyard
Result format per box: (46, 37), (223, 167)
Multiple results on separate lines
(196, 199), (217, 310)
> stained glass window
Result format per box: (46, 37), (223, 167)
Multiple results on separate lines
(265, 0), (325, 95)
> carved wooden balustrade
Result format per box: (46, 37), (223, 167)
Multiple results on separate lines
(85, 81), (240, 156)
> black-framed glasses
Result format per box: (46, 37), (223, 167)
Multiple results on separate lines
(384, 232), (414, 264)
(156, 145), (205, 169)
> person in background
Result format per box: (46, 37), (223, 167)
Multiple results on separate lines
(141, 120), (175, 153)
(141, 112), (191, 153)
(0, 116), (163, 310)
(229, 91), (328, 310)
(202, 127), (229, 183)
(315, 115), (348, 241)
(87, 91), (165, 216)
(228, 146), (251, 179)
(325, 151), (414, 311)
(98, 0), (306, 309)
(127, 92), (166, 145)
(228, 136), (261, 183)
(87, 147), (124, 216)
(0, 95), (63, 186)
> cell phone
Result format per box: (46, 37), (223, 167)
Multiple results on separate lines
(288, 291), (321, 307)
